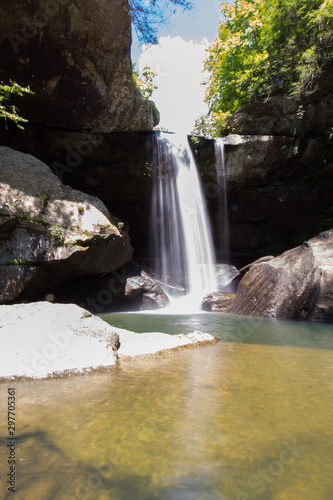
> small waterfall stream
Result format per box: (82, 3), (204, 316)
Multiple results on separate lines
(214, 137), (229, 263)
(151, 132), (217, 310)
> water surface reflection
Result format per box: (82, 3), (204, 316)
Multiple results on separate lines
(0, 315), (332, 499)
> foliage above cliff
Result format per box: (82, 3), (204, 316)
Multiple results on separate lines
(200, 0), (333, 136)
(129, 0), (193, 44)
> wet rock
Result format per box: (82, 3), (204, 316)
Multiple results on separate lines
(194, 133), (333, 264)
(227, 231), (333, 321)
(119, 264), (169, 310)
(2, 124), (332, 267)
(39, 261), (169, 313)
(0, 146), (133, 302)
(214, 264), (241, 292)
(117, 330), (217, 359)
(201, 292), (236, 312)
(0, 0), (158, 132)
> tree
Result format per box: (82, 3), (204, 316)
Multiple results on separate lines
(203, 0), (333, 134)
(133, 64), (158, 99)
(191, 113), (218, 138)
(129, 0), (193, 44)
(0, 81), (33, 129)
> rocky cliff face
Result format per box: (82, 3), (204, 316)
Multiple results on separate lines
(192, 133), (333, 264)
(2, 126), (332, 267)
(0, 146), (133, 303)
(0, 0), (159, 132)
(229, 66), (333, 138)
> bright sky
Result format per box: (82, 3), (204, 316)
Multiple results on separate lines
(131, 0), (224, 134)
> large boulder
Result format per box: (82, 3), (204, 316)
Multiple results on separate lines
(0, 128), (156, 253)
(0, 0), (159, 131)
(0, 302), (120, 379)
(227, 231), (333, 321)
(0, 146), (133, 302)
(123, 271), (169, 311)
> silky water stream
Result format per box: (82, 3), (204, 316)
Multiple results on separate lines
(150, 132), (217, 311)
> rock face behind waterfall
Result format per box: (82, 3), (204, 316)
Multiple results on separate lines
(0, 146), (133, 303)
(0, 0), (158, 132)
(49, 261), (169, 312)
(227, 231), (333, 321)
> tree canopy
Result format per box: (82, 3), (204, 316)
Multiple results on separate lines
(200, 0), (333, 136)
(129, 0), (193, 44)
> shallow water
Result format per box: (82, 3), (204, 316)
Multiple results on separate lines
(0, 314), (333, 499)
(103, 311), (333, 350)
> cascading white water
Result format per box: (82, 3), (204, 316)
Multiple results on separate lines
(151, 132), (217, 310)
(214, 138), (229, 263)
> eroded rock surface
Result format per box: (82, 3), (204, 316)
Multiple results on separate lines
(0, 146), (133, 302)
(193, 134), (333, 263)
(227, 231), (333, 321)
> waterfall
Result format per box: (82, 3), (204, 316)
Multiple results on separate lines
(214, 138), (229, 263)
(151, 132), (217, 310)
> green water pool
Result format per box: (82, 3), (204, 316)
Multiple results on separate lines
(0, 313), (332, 499)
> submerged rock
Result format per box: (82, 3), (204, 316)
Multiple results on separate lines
(227, 231), (333, 321)
(0, 146), (133, 302)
